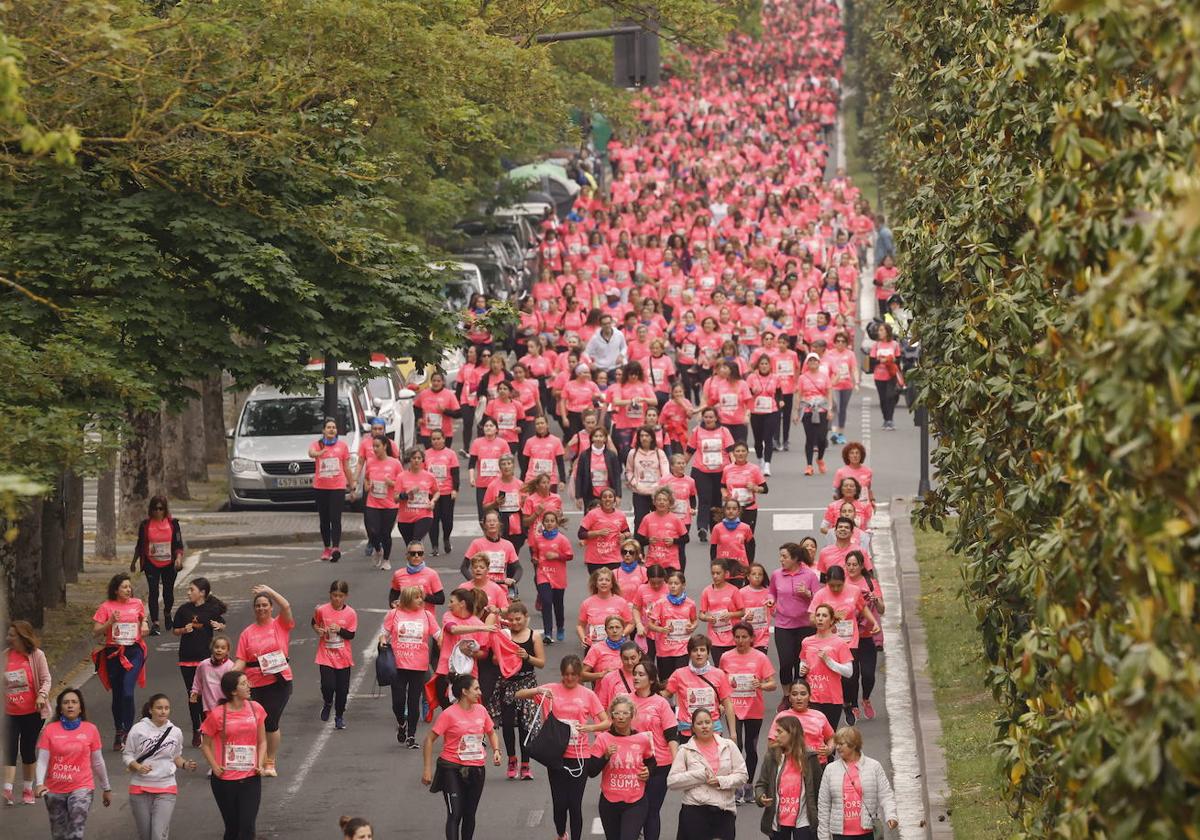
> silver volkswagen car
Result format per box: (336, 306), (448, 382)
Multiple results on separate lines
(226, 382), (370, 508)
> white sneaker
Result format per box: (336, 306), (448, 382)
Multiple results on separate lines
(762, 462), (771, 476)
(380, 560), (391, 571)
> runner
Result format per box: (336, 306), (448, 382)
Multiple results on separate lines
(4, 621), (49, 806)
(421, 674), (501, 840)
(825, 332), (859, 445)
(122, 693), (197, 840)
(425, 429), (461, 558)
(666, 707), (747, 840)
(625, 427), (671, 530)
(35, 688), (111, 838)
(630, 661), (678, 840)
(432, 589), (492, 710)
(709, 500), (755, 575)
(309, 418), (353, 561)
(842, 554), (885, 724)
(746, 354), (783, 473)
(91, 572), (149, 751)
(198, 671), (266, 840)
(637, 487), (688, 573)
(646, 571), (697, 682)
(188, 635), (234, 731)
(395, 447), (440, 550)
(481, 454), (526, 556)
(380, 586), (439, 748)
(721, 442), (767, 557)
(698, 559), (746, 664)
(752, 716), (818, 840)
(594, 641), (642, 709)
(614, 539), (648, 603)
(529, 509), (573, 644)
(467, 417), (511, 520)
(576, 568), (634, 647)
(767, 681), (836, 789)
(720, 622), (777, 804)
(413, 371), (461, 449)
(483, 381), (528, 447)
(741, 563), (774, 653)
(232, 584), (294, 777)
(388, 541), (445, 614)
(582, 617), (630, 685)
(797, 605), (855, 730)
(312, 580), (357, 730)
(663, 634), (736, 739)
(461, 512), (518, 600)
(171, 578), (227, 747)
(578, 488), (629, 575)
(130, 495), (185, 636)
(587, 695), (656, 840)
(354, 436), (402, 570)
(356, 417), (396, 558)
(487, 603), (544, 780)
(686, 408), (735, 542)
(832, 442), (876, 506)
(796, 353), (833, 477)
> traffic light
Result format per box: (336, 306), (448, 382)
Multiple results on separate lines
(613, 24), (660, 88)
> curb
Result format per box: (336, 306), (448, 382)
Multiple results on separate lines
(891, 496), (954, 838)
(184, 531), (325, 550)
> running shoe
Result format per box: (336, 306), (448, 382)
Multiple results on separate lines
(431, 547), (439, 557)
(863, 699), (876, 720)
(380, 559), (391, 571)
(804, 465), (814, 476)
(507, 756), (518, 780)
(762, 462), (771, 476)
(364, 542), (374, 558)
(445, 541), (453, 553)
(844, 706), (857, 726)
(262, 761), (277, 777)
(782, 441), (790, 451)
(331, 546), (342, 562)
(21, 788), (35, 805)
(406, 737), (419, 750)
(321, 548), (333, 561)
(556, 629), (565, 642)
(372, 550), (383, 569)
(192, 731), (202, 748)
(113, 731), (125, 752)
(320, 703), (332, 722)
(397, 721), (408, 743)
(520, 762), (533, 780)
(335, 716), (346, 730)
(543, 634), (554, 646)
(149, 622), (160, 636)
(698, 528), (708, 543)
(3, 788), (13, 806)
(817, 459), (827, 474)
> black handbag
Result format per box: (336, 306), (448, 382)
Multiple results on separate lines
(523, 693), (580, 774)
(375, 643), (397, 687)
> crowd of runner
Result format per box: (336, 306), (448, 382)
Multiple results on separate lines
(3, 1), (913, 839)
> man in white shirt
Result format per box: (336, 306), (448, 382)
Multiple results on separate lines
(584, 314), (628, 377)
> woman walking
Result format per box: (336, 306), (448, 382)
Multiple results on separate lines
(380, 586), (439, 748)
(753, 716), (818, 840)
(666, 707), (747, 840)
(35, 688), (111, 839)
(92, 572), (149, 751)
(796, 353), (833, 477)
(422, 674), (502, 840)
(721, 622), (777, 804)
(199, 671), (267, 840)
(488, 603), (545, 780)
(588, 695), (656, 840)
(309, 417), (354, 561)
(625, 427), (671, 531)
(130, 495), (185, 636)
(816, 727), (899, 840)
(530, 508), (573, 644)
(4, 620), (49, 806)
(395, 447), (441, 549)
(123, 693), (197, 840)
(663, 634), (737, 740)
(630, 661), (678, 840)
(355, 435), (402, 570)
(171, 577), (227, 747)
(768, 544), (820, 706)
(312, 580), (358, 730)
(797, 606), (854, 730)
(233, 584), (294, 776)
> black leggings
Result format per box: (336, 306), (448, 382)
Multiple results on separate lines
(801, 414), (829, 465)
(314, 488), (345, 548)
(179, 665), (203, 733)
(722, 422), (748, 445)
(143, 563), (178, 624)
(397, 517), (433, 547)
(875, 378), (900, 423)
(775, 626), (815, 687)
(632, 493), (653, 533)
(210, 774), (261, 840)
(776, 394), (795, 445)
(844, 642), (879, 707)
(250, 678), (292, 733)
(547, 765), (589, 840)
(432, 496), (455, 550)
(677, 803), (735, 840)
(391, 668), (426, 736)
(319, 665), (350, 716)
(439, 761), (486, 840)
(736, 717), (763, 783)
(537, 583), (566, 635)
(811, 702), (842, 731)
(4, 712), (41, 764)
(460, 406), (476, 451)
(500, 699), (529, 761)
(599, 796), (649, 840)
(364, 507), (396, 559)
(750, 412), (779, 463)
(690, 469), (723, 533)
(643, 764), (670, 840)
(656, 654), (688, 683)
(835, 388), (853, 429)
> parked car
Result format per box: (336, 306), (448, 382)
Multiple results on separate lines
(452, 253), (514, 300)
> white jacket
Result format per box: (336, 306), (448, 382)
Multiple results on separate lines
(122, 718), (184, 791)
(666, 735), (748, 813)
(816, 754), (898, 840)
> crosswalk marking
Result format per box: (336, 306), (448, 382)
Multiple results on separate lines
(771, 513), (814, 530)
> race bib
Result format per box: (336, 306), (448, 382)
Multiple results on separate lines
(324, 628), (344, 650)
(224, 744), (256, 772)
(259, 650), (287, 675)
(5, 668), (29, 694)
(754, 395), (775, 413)
(370, 480), (388, 498)
(835, 620), (855, 640)
(409, 490), (432, 510)
(681, 343), (698, 360)
(731, 673), (756, 698)
(667, 619), (689, 641)
(719, 393), (737, 410)
(877, 347), (894, 359)
(701, 276), (716, 289)
(835, 363), (850, 378)
(627, 400), (644, 419)
(486, 550), (507, 576)
(538, 298), (551, 311)
(319, 458), (341, 478)
(702, 451), (722, 469)
(636, 464), (660, 485)
(480, 458), (499, 477)
(430, 464), (447, 480)
(741, 325), (758, 340)
(593, 468), (608, 489)
(457, 733), (485, 762)
(149, 541), (171, 561)
(711, 610), (731, 633)
(395, 621), (424, 643)
(686, 686), (716, 713)
(531, 458), (552, 476)
(499, 493), (520, 513)
(744, 606), (766, 628)
(672, 499), (688, 515)
(559, 718), (586, 748)
(113, 622), (138, 645)
(733, 487), (752, 505)
(777, 360), (794, 375)
(651, 367), (666, 385)
(589, 624), (606, 643)
(497, 413), (517, 431)
(426, 411), (442, 429)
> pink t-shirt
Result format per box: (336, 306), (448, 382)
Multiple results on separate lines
(739, 586), (773, 648)
(312, 439), (350, 490)
(631, 692), (677, 765)
(843, 760), (865, 833)
(578, 595), (633, 645)
(92, 598), (145, 647)
(312, 603), (357, 669)
(721, 462), (765, 510)
(462, 577), (510, 612)
(695, 736), (722, 771)
(633, 583), (669, 642)
(236, 615), (295, 687)
(777, 756), (805, 827)
(799, 634), (852, 705)
(825, 348), (857, 390)
(595, 668), (637, 709)
(199, 701), (267, 782)
(363, 456), (402, 509)
(637, 512), (687, 569)
(810, 582), (867, 648)
(665, 667), (731, 728)
(833, 464), (874, 500)
(768, 708), (834, 762)
(5, 650), (37, 716)
(539, 682), (605, 759)
(37, 721), (102, 794)
(191, 657), (235, 713)
(584, 643), (623, 678)
(464, 537), (518, 585)
(718, 647), (775, 720)
(700, 584), (745, 647)
(435, 614), (489, 677)
(425, 447), (460, 495)
(384, 607), (439, 671)
(651, 597), (697, 657)
(614, 563), (648, 597)
(143, 518), (175, 568)
(817, 543), (874, 576)
(529, 531), (573, 589)
(592, 731), (655, 803)
(396, 469), (438, 523)
(688, 425), (733, 474)
(658, 475), (697, 526)
(580, 508), (629, 567)
(523, 435), (565, 484)
(562, 378), (603, 413)
(482, 478), (524, 534)
(389, 565), (443, 615)
(415, 386), (459, 437)
(433, 702), (495, 766)
(469, 436), (510, 488)
(710, 521), (753, 564)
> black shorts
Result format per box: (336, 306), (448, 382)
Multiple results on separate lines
(251, 678), (293, 732)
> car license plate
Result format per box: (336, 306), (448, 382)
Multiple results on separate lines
(274, 476), (312, 488)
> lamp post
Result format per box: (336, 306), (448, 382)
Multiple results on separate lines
(915, 402), (931, 497)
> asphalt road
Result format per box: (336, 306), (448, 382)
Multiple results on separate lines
(7, 381), (924, 840)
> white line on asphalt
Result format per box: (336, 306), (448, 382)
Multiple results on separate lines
(278, 619), (387, 810)
(591, 817), (604, 835)
(872, 512), (926, 838)
(525, 809), (544, 827)
(205, 553), (284, 559)
(196, 562), (269, 568)
(771, 513), (814, 531)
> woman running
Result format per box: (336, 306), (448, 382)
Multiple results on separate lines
(487, 603), (544, 780)
(832, 442), (875, 506)
(720, 622), (777, 804)
(646, 571), (697, 682)
(664, 634), (737, 739)
(768, 682), (835, 789)
(312, 580), (357, 730)
(809, 565), (880, 726)
(869, 323), (905, 430)
(425, 428), (461, 557)
(709, 500), (755, 575)
(199, 671), (266, 840)
(482, 454), (526, 557)
(752, 715), (818, 840)
(522, 414), (567, 488)
(746, 354), (783, 473)
(698, 559), (746, 665)
(614, 539), (648, 604)
(188, 635), (234, 731)
(396, 447), (440, 549)
(825, 331), (859, 445)
(686, 408), (735, 542)
(578, 488), (629, 575)
(233, 584), (294, 776)
(461, 512), (518, 603)
(35, 688), (111, 838)
(92, 572), (148, 751)
(130, 495), (185, 636)
(171, 577), (227, 747)
(656, 455), (698, 569)
(309, 418), (353, 561)
(582, 617), (631, 685)
(588, 695), (656, 840)
(467, 417), (511, 520)
(630, 661), (678, 840)
(666, 707), (747, 840)
(381, 585), (439, 748)
(577, 568), (634, 648)
(421, 674), (502, 840)
(123, 693), (197, 840)
(4, 621), (49, 806)
(355, 435), (402, 570)
(796, 353), (833, 477)
(529, 509), (573, 644)
(721, 442), (767, 557)
(842, 553), (884, 723)
(632, 565), (669, 661)
(797, 605), (855, 730)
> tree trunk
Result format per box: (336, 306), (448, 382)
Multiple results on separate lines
(63, 470), (84, 581)
(202, 373), (228, 465)
(161, 403), (191, 500)
(3, 501), (44, 626)
(184, 385), (209, 483)
(95, 448), (118, 560)
(41, 476), (66, 609)
(120, 406), (164, 533)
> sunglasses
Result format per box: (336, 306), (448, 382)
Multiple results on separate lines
(408, 550), (425, 556)
(621, 549), (639, 556)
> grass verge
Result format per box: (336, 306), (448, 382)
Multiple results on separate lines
(913, 523), (1013, 839)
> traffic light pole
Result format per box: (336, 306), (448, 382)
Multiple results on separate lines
(533, 23), (660, 88)
(915, 403), (931, 497)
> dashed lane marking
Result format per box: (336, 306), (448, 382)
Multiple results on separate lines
(771, 513), (814, 531)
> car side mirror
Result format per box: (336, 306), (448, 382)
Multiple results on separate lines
(373, 397), (383, 409)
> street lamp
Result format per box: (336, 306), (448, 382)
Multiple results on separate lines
(914, 402), (931, 497)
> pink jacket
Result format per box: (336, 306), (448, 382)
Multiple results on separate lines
(190, 658), (235, 713)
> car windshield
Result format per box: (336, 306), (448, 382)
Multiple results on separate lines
(365, 374), (392, 402)
(238, 398), (351, 436)
(444, 278), (474, 311)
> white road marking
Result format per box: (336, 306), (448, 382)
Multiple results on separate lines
(205, 553), (284, 559)
(525, 809), (544, 827)
(771, 513), (814, 531)
(591, 817), (604, 835)
(872, 512), (926, 838)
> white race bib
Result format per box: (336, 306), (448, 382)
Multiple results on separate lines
(370, 480), (388, 498)
(409, 490), (431, 510)
(672, 499), (688, 515)
(457, 733), (485, 762)
(754, 395), (775, 413)
(497, 412), (517, 431)
(627, 400), (644, 419)
(149, 541), (171, 561)
(777, 360), (794, 376)
(835, 620), (855, 640)
(686, 685), (716, 712)
(259, 650), (287, 675)
(499, 493), (520, 513)
(480, 458), (499, 477)
(636, 463), (660, 485)
(426, 411), (443, 429)
(319, 458), (341, 478)
(589, 624), (606, 643)
(324, 628), (344, 650)
(744, 606), (766, 628)
(395, 620), (424, 643)
(733, 487), (752, 505)
(835, 363), (850, 378)
(5, 668), (29, 694)
(651, 367), (666, 385)
(486, 550), (507, 576)
(877, 347), (894, 359)
(719, 393), (737, 410)
(113, 622), (138, 645)
(702, 451), (722, 469)
(224, 744), (255, 772)
(731, 673), (756, 698)
(593, 468), (608, 488)
(711, 610), (731, 633)
(667, 619), (688, 641)
(531, 458), (552, 476)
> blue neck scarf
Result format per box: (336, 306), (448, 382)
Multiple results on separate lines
(406, 561), (426, 575)
(543, 529), (559, 540)
(604, 637), (624, 651)
(684, 324), (697, 333)
(60, 717), (82, 731)
(619, 560), (640, 574)
(722, 518), (741, 530)
(322, 436), (338, 446)
(666, 592), (687, 606)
